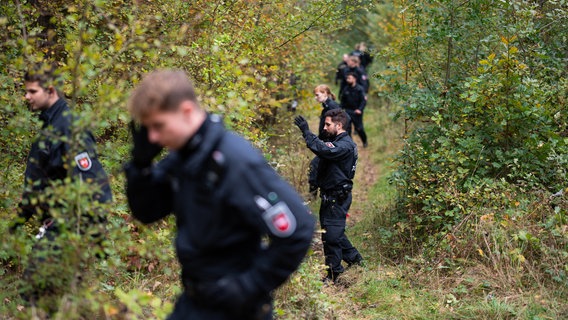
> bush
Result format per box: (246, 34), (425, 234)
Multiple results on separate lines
(372, 0), (567, 295)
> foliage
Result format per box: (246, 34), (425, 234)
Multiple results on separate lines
(369, 0), (567, 300)
(0, 0), (369, 318)
(343, 105), (567, 319)
(274, 254), (332, 320)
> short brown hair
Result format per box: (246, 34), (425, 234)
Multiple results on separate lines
(128, 70), (198, 120)
(24, 62), (62, 90)
(325, 108), (349, 129)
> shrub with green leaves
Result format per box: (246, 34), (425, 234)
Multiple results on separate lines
(0, 0), (366, 317)
(368, 0), (568, 295)
(380, 0), (567, 244)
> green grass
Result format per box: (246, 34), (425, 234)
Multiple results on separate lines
(2, 91), (565, 319)
(275, 95), (568, 320)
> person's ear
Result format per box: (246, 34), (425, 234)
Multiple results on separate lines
(179, 100), (195, 118)
(46, 85), (57, 96)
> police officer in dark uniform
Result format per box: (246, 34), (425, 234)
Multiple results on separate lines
(124, 70), (315, 320)
(339, 55), (369, 99)
(294, 109), (362, 283)
(340, 72), (368, 148)
(314, 85), (342, 138)
(351, 42), (374, 71)
(335, 54), (349, 86)
(9, 64), (112, 304)
(308, 85), (343, 197)
(10, 64), (112, 236)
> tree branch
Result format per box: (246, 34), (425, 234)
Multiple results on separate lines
(14, 0), (28, 42)
(276, 7), (330, 49)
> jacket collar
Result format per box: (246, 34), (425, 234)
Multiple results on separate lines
(39, 98), (67, 124)
(322, 98), (334, 109)
(333, 131), (349, 141)
(177, 114), (225, 175)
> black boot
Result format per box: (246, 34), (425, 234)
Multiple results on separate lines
(322, 270), (342, 284)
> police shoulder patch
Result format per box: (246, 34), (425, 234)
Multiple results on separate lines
(74, 152), (92, 171)
(325, 142), (335, 148)
(261, 202), (297, 238)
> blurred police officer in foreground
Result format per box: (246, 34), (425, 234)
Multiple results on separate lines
(124, 70), (315, 320)
(294, 109), (362, 283)
(9, 63), (112, 304)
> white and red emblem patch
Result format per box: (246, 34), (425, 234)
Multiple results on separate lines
(74, 152), (92, 171)
(261, 202), (297, 238)
(325, 142), (335, 148)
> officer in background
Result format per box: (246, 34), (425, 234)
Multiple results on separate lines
(351, 42), (374, 71)
(9, 63), (112, 304)
(341, 72), (368, 148)
(335, 53), (349, 86)
(339, 55), (369, 99)
(294, 109), (363, 283)
(308, 85), (343, 198)
(124, 70), (315, 320)
(10, 64), (112, 231)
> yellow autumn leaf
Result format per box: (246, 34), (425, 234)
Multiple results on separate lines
(477, 248), (484, 257)
(105, 306), (119, 316)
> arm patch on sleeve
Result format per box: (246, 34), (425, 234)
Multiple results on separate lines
(74, 152), (92, 171)
(261, 202), (297, 238)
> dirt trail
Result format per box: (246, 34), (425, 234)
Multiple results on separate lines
(348, 140), (378, 225)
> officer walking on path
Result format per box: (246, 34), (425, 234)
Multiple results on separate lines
(335, 53), (349, 86)
(351, 42), (374, 71)
(9, 63), (112, 304)
(340, 72), (369, 148)
(124, 70), (315, 320)
(339, 55), (369, 98)
(294, 109), (363, 283)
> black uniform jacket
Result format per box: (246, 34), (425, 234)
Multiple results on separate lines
(335, 61), (348, 85)
(125, 115), (315, 298)
(340, 66), (369, 95)
(340, 84), (367, 112)
(318, 98), (341, 139)
(19, 98), (112, 222)
(301, 130), (357, 192)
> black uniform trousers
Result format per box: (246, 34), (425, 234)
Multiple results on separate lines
(319, 191), (360, 275)
(344, 109), (367, 145)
